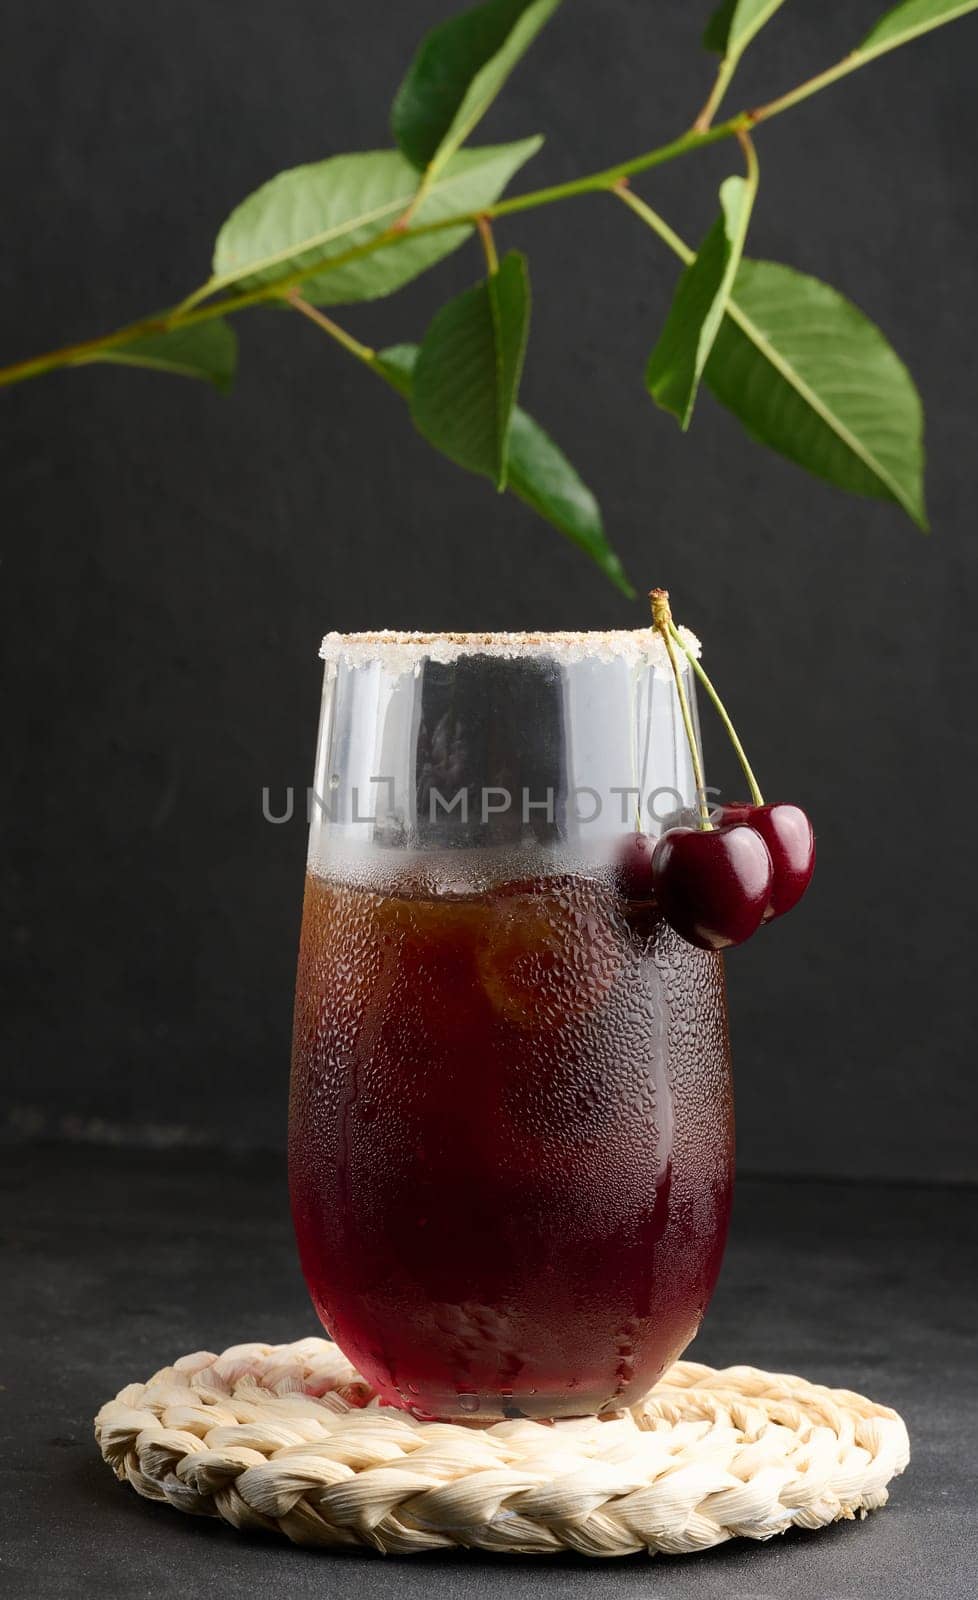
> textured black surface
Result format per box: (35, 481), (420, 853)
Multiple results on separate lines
(1, 1147), (976, 1598)
(1, 1), (977, 1183)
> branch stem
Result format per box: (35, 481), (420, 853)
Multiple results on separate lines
(612, 183), (693, 265)
(0, 284), (277, 389)
(286, 292), (377, 363)
(394, 166), (437, 233)
(2, 10), (974, 393)
(495, 112), (750, 218)
(737, 125), (760, 191)
(476, 215), (499, 275)
(747, 19), (969, 128)
(751, 53), (866, 123)
(694, 55), (739, 132)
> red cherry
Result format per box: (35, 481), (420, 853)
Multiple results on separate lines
(717, 802), (815, 921)
(651, 824), (773, 950)
(715, 802), (749, 824)
(614, 832), (657, 900)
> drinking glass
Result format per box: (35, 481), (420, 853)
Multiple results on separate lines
(289, 630), (733, 1421)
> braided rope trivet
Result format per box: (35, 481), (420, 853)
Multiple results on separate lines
(94, 1338), (910, 1557)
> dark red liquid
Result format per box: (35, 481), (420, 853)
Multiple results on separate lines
(289, 869), (733, 1420)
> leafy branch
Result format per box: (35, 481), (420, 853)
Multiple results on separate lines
(2, 0), (975, 589)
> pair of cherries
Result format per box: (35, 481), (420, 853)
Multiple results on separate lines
(637, 802), (815, 951)
(618, 802), (815, 951)
(620, 588), (816, 952)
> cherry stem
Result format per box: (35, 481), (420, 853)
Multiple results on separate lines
(668, 622), (765, 807)
(650, 589), (712, 831)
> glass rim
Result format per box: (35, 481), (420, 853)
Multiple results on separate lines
(319, 627), (701, 670)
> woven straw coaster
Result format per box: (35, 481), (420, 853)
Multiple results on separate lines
(95, 1337), (910, 1558)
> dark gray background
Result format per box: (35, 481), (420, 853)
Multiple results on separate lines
(2, 0), (976, 1182)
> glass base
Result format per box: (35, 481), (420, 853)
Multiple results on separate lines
(393, 1385), (642, 1424)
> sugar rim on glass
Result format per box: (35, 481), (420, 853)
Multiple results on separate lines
(319, 628), (701, 675)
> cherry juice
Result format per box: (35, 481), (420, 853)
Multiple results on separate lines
(289, 867), (733, 1420)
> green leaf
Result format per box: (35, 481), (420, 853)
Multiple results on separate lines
(411, 251), (530, 490)
(860, 0), (978, 52)
(646, 175), (755, 430)
(88, 320), (237, 392)
(374, 343), (417, 399)
(392, 0), (562, 174)
(703, 0), (788, 56)
(376, 343), (634, 597)
(703, 0), (738, 50)
(705, 259), (927, 527)
(211, 139), (541, 305)
(506, 410), (635, 595)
